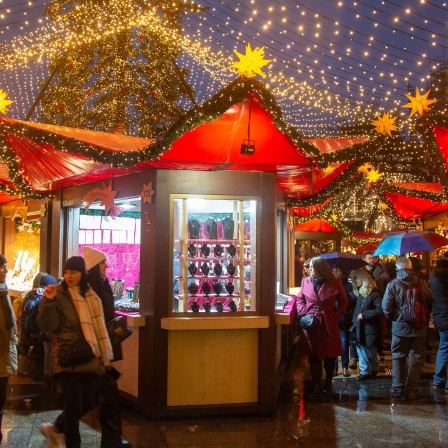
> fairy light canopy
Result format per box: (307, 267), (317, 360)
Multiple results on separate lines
(0, 0), (447, 137)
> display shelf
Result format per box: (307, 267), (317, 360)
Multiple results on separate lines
(172, 196), (257, 315)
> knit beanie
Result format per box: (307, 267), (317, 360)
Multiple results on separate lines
(40, 274), (57, 287)
(0, 254), (7, 266)
(64, 256), (86, 273)
(82, 247), (107, 271)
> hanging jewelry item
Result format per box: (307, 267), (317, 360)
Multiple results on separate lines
(188, 263), (197, 276)
(227, 244), (237, 257)
(229, 300), (237, 312)
(188, 282), (198, 296)
(200, 263), (210, 277)
(200, 244), (210, 257)
(191, 301), (200, 313)
(202, 282), (211, 296)
(214, 244), (223, 257)
(215, 300), (224, 312)
(188, 244), (197, 257)
(225, 282), (234, 295)
(213, 282), (222, 296)
(227, 264), (236, 277)
(213, 263), (223, 277)
(203, 300), (211, 312)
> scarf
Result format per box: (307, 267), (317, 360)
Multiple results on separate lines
(0, 282), (16, 332)
(311, 276), (326, 294)
(68, 286), (113, 366)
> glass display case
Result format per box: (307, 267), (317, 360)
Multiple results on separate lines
(172, 196), (258, 314)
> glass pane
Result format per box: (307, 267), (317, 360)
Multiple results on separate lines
(172, 197), (257, 315)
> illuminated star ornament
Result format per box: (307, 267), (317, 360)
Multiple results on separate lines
(380, 202), (388, 211)
(230, 44), (271, 78)
(0, 89), (13, 114)
(371, 112), (398, 136)
(402, 88), (437, 117)
(358, 163), (373, 174)
(365, 168), (382, 184)
(331, 213), (338, 221)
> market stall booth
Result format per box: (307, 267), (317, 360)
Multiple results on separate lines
(0, 82), (311, 418)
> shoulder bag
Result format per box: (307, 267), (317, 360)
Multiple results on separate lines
(106, 316), (133, 347)
(58, 339), (95, 367)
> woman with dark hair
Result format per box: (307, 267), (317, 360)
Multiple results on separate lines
(296, 256), (348, 400)
(38, 256), (113, 448)
(82, 246), (131, 448)
(332, 262), (357, 377)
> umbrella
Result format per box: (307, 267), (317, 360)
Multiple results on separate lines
(374, 230), (448, 256)
(305, 252), (367, 271)
(356, 243), (379, 255)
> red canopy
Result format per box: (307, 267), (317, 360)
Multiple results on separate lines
(294, 218), (339, 233)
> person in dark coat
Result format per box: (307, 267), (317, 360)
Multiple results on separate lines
(38, 256), (113, 448)
(350, 269), (382, 381)
(332, 262), (357, 377)
(83, 247), (131, 448)
(430, 257), (448, 392)
(382, 256), (433, 401)
(0, 254), (17, 445)
(296, 256), (348, 400)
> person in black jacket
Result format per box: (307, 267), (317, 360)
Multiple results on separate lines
(332, 262), (357, 377)
(382, 256), (433, 402)
(83, 247), (131, 448)
(349, 268), (383, 381)
(430, 257), (448, 392)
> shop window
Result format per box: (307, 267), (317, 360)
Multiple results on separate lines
(7, 219), (41, 293)
(172, 196), (258, 315)
(77, 197), (141, 312)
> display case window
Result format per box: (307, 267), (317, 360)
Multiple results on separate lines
(172, 196), (258, 315)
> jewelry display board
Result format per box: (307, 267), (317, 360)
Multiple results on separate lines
(172, 197), (258, 314)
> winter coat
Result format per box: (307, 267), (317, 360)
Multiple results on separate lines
(0, 284), (18, 377)
(369, 264), (390, 296)
(338, 277), (357, 331)
(19, 288), (44, 345)
(87, 273), (122, 362)
(37, 285), (106, 376)
(296, 276), (348, 359)
(430, 259), (448, 330)
(350, 271), (382, 348)
(382, 268), (433, 337)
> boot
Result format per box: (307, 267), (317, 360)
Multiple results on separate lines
(18, 355), (29, 378)
(307, 381), (323, 401)
(348, 359), (358, 370)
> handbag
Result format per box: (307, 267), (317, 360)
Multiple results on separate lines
(106, 316), (132, 347)
(58, 340), (95, 367)
(300, 313), (318, 329)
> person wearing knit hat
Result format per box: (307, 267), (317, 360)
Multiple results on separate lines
(38, 255), (113, 448)
(83, 246), (131, 448)
(83, 247), (107, 272)
(18, 272), (57, 379)
(0, 254), (17, 444)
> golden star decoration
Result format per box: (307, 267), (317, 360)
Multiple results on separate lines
(371, 112), (398, 136)
(230, 44), (271, 78)
(141, 182), (155, 204)
(331, 213), (338, 221)
(0, 89), (13, 115)
(402, 87), (437, 117)
(365, 168), (382, 184)
(380, 202), (388, 211)
(358, 163), (373, 174)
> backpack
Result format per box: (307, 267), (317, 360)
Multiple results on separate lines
(393, 278), (429, 329)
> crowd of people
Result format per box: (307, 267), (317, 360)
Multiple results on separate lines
(296, 250), (448, 403)
(0, 248), (131, 448)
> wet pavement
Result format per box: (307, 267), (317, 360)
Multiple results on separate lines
(2, 332), (447, 447)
